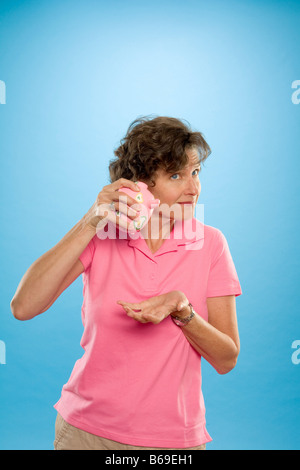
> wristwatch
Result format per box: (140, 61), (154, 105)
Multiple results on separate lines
(171, 303), (195, 327)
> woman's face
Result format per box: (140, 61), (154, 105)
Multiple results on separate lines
(146, 147), (201, 221)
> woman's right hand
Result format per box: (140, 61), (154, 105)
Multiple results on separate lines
(83, 178), (143, 232)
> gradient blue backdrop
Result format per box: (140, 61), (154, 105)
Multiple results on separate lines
(1, 0), (299, 450)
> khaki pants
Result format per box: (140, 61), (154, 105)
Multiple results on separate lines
(54, 413), (206, 451)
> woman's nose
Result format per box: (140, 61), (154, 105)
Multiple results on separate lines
(185, 177), (200, 195)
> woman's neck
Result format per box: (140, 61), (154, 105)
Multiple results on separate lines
(140, 213), (175, 253)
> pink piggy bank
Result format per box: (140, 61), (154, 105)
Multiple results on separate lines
(117, 181), (160, 234)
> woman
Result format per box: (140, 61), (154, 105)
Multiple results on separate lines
(10, 115), (242, 450)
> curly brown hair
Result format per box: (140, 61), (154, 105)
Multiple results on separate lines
(109, 115), (211, 186)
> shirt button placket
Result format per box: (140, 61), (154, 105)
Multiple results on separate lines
(149, 261), (158, 291)
(144, 258), (159, 293)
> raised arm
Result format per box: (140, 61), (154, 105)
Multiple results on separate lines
(10, 178), (142, 321)
(10, 221), (95, 320)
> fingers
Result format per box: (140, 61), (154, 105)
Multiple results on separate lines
(117, 301), (167, 324)
(95, 206), (132, 232)
(124, 306), (148, 324)
(111, 178), (141, 193)
(117, 300), (147, 310)
(112, 196), (142, 220)
(113, 178), (144, 217)
(95, 199), (142, 236)
(97, 179), (144, 229)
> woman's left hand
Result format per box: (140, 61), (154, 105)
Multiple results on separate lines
(117, 291), (189, 324)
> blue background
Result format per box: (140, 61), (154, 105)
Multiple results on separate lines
(1, 0), (299, 450)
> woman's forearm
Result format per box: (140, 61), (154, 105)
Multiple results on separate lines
(180, 313), (239, 374)
(10, 219), (95, 320)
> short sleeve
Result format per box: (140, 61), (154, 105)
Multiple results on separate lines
(206, 230), (242, 298)
(79, 236), (96, 272)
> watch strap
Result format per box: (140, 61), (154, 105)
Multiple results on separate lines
(171, 303), (195, 327)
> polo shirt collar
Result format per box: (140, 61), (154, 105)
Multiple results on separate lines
(127, 218), (204, 258)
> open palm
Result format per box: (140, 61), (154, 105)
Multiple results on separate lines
(117, 290), (189, 324)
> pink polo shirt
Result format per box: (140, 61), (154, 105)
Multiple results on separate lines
(54, 218), (242, 448)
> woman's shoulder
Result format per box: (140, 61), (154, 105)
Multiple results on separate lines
(201, 222), (228, 253)
(189, 217), (223, 240)
(203, 223), (223, 238)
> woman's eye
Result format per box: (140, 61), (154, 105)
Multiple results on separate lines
(171, 168), (200, 180)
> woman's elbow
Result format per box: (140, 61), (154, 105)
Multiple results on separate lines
(11, 298), (23, 320)
(216, 350), (239, 375)
(10, 298), (31, 321)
